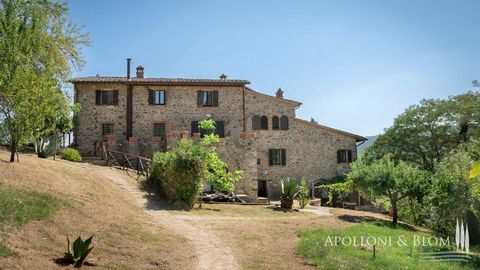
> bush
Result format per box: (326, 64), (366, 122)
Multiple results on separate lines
(147, 120), (242, 208)
(61, 148), (82, 162)
(297, 178), (310, 209)
(148, 139), (207, 208)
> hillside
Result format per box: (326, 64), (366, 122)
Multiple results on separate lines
(357, 135), (379, 154)
(0, 150), (193, 269)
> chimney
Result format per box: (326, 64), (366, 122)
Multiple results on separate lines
(126, 58), (131, 80)
(136, 66), (144, 78)
(219, 74), (227, 80)
(276, 88), (284, 98)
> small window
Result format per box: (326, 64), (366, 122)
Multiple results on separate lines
(153, 123), (166, 138)
(260, 116), (268, 130)
(269, 149), (286, 166)
(96, 90), (118, 105)
(257, 158), (261, 165)
(149, 90), (166, 105)
(337, 149), (353, 163)
(280, 115), (289, 130)
(197, 91), (219, 107)
(252, 115), (261, 130)
(102, 123), (114, 136)
(272, 116), (279, 130)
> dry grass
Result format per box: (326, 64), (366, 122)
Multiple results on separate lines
(0, 150), (194, 270)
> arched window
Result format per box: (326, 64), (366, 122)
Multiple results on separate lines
(280, 115), (289, 130)
(272, 116), (279, 130)
(252, 115), (261, 130)
(261, 116), (268, 130)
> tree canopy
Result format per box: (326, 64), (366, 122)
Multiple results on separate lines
(0, 0), (89, 161)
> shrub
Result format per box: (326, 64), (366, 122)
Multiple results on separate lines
(61, 148), (82, 162)
(147, 120), (242, 208)
(297, 178), (310, 209)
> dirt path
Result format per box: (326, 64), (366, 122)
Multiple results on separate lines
(96, 168), (239, 270)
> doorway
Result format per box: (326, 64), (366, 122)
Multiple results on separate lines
(257, 180), (268, 197)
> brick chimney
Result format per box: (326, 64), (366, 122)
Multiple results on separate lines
(276, 88), (284, 98)
(136, 66), (144, 78)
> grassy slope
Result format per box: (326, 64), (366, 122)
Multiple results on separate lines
(0, 150), (193, 269)
(297, 221), (480, 270)
(0, 184), (64, 256)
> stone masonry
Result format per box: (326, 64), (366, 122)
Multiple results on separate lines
(72, 64), (366, 200)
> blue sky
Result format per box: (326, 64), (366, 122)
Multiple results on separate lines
(67, 0), (480, 136)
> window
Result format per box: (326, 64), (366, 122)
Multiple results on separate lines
(153, 123), (166, 138)
(102, 123), (114, 136)
(280, 115), (289, 130)
(95, 90), (118, 105)
(149, 90), (166, 105)
(197, 90), (218, 107)
(272, 116), (279, 130)
(337, 149), (353, 163)
(269, 149), (286, 166)
(260, 116), (268, 130)
(252, 115), (261, 130)
(191, 120), (225, 138)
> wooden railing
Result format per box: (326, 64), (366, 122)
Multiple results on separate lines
(94, 141), (151, 179)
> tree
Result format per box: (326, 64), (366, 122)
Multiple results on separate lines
(0, 0), (89, 162)
(310, 117), (318, 124)
(429, 149), (479, 235)
(348, 155), (428, 225)
(367, 89), (480, 171)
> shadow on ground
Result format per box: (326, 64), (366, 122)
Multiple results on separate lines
(338, 214), (419, 231)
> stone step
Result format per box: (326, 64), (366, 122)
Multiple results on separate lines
(256, 197), (270, 204)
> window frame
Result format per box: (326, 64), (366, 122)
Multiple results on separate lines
(153, 122), (166, 139)
(269, 148), (286, 166)
(337, 149), (354, 163)
(260, 116), (268, 130)
(272, 116), (280, 130)
(96, 90), (118, 105)
(280, 115), (289, 130)
(150, 90), (166, 105)
(102, 123), (114, 137)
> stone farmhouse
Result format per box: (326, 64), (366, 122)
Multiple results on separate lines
(71, 59), (366, 200)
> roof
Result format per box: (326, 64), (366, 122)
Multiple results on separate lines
(70, 76), (251, 86)
(244, 86), (302, 107)
(294, 118), (367, 142)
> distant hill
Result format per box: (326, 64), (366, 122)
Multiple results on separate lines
(357, 135), (379, 154)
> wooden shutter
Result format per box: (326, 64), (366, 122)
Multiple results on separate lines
(163, 90), (166, 104)
(197, 91), (203, 106)
(281, 149), (286, 166)
(191, 121), (199, 134)
(113, 90), (119, 105)
(148, 90), (154, 104)
(95, 90), (101, 105)
(261, 116), (268, 130)
(337, 150), (341, 163)
(347, 150), (353, 163)
(212, 91), (219, 107)
(215, 121), (225, 138)
(272, 116), (279, 130)
(268, 149), (273, 166)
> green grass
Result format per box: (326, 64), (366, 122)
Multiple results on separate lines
(0, 183), (64, 256)
(297, 220), (480, 270)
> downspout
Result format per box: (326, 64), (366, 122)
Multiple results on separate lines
(73, 84), (78, 147)
(242, 86), (246, 132)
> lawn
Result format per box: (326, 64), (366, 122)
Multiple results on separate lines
(0, 183), (64, 256)
(297, 220), (480, 270)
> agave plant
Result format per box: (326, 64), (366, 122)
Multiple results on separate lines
(64, 234), (94, 267)
(280, 178), (300, 209)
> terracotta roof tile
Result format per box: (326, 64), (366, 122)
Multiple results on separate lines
(70, 76), (250, 86)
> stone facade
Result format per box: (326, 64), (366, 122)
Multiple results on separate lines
(72, 70), (365, 200)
